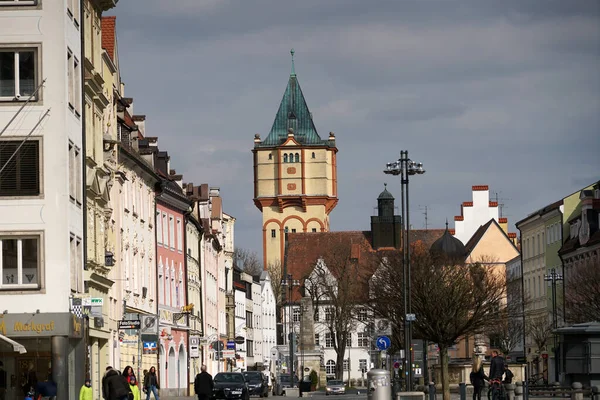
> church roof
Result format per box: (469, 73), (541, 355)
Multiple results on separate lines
(430, 224), (467, 260)
(258, 50), (331, 147)
(378, 184), (394, 200)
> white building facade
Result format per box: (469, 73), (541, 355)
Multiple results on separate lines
(453, 185), (500, 244)
(0, 1), (86, 398)
(185, 214), (203, 389)
(260, 271), (278, 375)
(234, 274), (247, 370)
(252, 276), (264, 370)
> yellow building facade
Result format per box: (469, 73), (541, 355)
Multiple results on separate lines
(253, 51), (338, 268)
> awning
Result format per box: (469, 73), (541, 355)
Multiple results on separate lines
(0, 333), (27, 354)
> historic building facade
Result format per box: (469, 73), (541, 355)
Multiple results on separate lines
(185, 210), (203, 390)
(260, 271), (278, 375)
(253, 51), (338, 269)
(0, 0), (87, 397)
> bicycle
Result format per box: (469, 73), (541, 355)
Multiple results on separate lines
(487, 379), (505, 400)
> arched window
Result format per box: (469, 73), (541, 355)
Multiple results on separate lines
(295, 153), (300, 163)
(283, 154), (288, 163)
(312, 152), (315, 159)
(288, 153), (293, 162)
(326, 360), (336, 375)
(158, 259), (164, 304)
(268, 153), (272, 160)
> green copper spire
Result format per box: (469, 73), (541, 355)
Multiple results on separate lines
(258, 51), (332, 147)
(290, 48), (296, 76)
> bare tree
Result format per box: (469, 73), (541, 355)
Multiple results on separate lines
(371, 250), (505, 400)
(266, 260), (283, 307)
(303, 241), (373, 380)
(526, 314), (553, 353)
(488, 308), (524, 355)
(564, 262), (600, 323)
(233, 248), (262, 276)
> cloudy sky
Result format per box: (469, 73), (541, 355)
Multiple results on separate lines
(107, 0), (599, 258)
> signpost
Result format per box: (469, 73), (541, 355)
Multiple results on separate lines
(376, 336), (391, 350)
(118, 320), (141, 330)
(227, 341), (236, 350)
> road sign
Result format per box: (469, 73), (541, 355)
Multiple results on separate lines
(516, 356), (527, 363)
(118, 320), (141, 330)
(190, 336), (200, 358)
(222, 350), (235, 358)
(212, 341), (224, 351)
(393, 361), (400, 369)
(227, 341), (236, 350)
(406, 313), (416, 322)
(376, 336), (391, 350)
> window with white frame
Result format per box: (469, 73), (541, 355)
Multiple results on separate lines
(69, 234), (82, 293)
(156, 211), (162, 244)
(314, 309), (319, 321)
(0, 233), (41, 289)
(326, 360), (335, 375)
(176, 218), (182, 251)
(0, 47), (37, 101)
(359, 359), (367, 372)
(68, 142), (82, 205)
(357, 308), (368, 321)
(358, 333), (369, 347)
(325, 332), (334, 348)
(0, 139), (40, 197)
(67, 0), (80, 26)
(171, 262), (175, 306)
(158, 259), (164, 303)
(169, 216), (175, 248)
(347, 335), (352, 347)
(0, 0), (38, 5)
(343, 359), (349, 371)
(314, 334), (319, 346)
(293, 307), (301, 322)
(325, 307), (333, 322)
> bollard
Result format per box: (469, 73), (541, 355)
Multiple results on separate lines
(459, 383), (466, 400)
(591, 386), (599, 400)
(428, 383), (436, 400)
(505, 384), (516, 400)
(515, 384), (523, 400)
(571, 382), (583, 400)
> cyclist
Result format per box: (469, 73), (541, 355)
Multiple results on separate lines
(488, 351), (506, 400)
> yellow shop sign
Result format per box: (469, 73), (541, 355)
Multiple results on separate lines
(13, 321), (55, 334)
(0, 313), (82, 337)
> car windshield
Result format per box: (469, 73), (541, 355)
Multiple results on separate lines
(328, 380), (343, 386)
(214, 373), (245, 383)
(243, 372), (263, 382)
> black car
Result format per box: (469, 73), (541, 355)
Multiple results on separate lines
(243, 371), (269, 397)
(212, 372), (250, 400)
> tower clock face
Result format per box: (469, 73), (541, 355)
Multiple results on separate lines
(377, 320), (389, 331)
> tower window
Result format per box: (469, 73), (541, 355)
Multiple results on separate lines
(312, 228), (317, 232)
(289, 153), (294, 163)
(268, 154), (272, 160)
(283, 154), (288, 163)
(295, 153), (300, 163)
(271, 229), (276, 238)
(312, 152), (315, 159)
(291, 229), (297, 233)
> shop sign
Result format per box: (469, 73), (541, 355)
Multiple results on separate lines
(118, 320), (141, 330)
(190, 336), (200, 358)
(0, 313), (82, 337)
(143, 341), (157, 354)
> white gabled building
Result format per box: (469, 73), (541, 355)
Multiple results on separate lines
(260, 271), (278, 375)
(0, 0), (91, 397)
(252, 275), (264, 370)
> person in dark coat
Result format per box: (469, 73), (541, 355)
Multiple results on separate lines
(488, 350), (506, 381)
(469, 357), (488, 400)
(194, 365), (214, 400)
(503, 365), (514, 384)
(102, 367), (132, 400)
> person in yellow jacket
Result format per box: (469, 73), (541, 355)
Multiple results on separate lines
(79, 378), (92, 400)
(129, 376), (141, 400)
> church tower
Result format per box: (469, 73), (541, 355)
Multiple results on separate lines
(253, 50), (338, 269)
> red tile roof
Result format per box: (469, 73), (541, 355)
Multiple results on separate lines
(472, 185), (489, 191)
(463, 201), (473, 207)
(101, 16), (116, 61)
(499, 218), (508, 223)
(508, 233), (517, 238)
(455, 216), (464, 221)
(285, 229), (444, 301)
(489, 201), (498, 207)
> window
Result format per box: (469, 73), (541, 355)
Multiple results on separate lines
(162, 213), (168, 245)
(311, 152), (315, 159)
(358, 333), (369, 347)
(67, 0), (80, 25)
(326, 360), (335, 375)
(325, 333), (334, 348)
(359, 359), (367, 372)
(289, 153), (294, 162)
(156, 211), (162, 244)
(314, 309), (319, 322)
(0, 139), (40, 197)
(343, 359), (349, 371)
(312, 228), (317, 233)
(176, 218), (182, 251)
(294, 153), (299, 163)
(325, 307), (333, 322)
(68, 142), (81, 205)
(0, 0), (38, 5)
(246, 311), (253, 328)
(357, 308), (368, 321)
(69, 234), (82, 292)
(67, 50), (74, 109)
(347, 335), (352, 347)
(283, 154), (288, 163)
(0, 233), (41, 289)
(314, 334), (320, 346)
(247, 340), (254, 357)
(291, 228), (296, 233)
(73, 56), (80, 114)
(0, 48), (37, 101)
(268, 154), (272, 160)
(293, 307), (301, 322)
(169, 215), (175, 248)
(271, 229), (276, 238)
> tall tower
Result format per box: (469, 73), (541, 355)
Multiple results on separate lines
(253, 50), (338, 269)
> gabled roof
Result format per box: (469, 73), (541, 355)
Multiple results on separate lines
(464, 218), (519, 256)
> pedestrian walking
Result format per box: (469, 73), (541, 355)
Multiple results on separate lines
(143, 366), (160, 400)
(122, 366), (137, 385)
(102, 366), (133, 400)
(194, 365), (214, 400)
(469, 357), (488, 400)
(129, 376), (141, 400)
(79, 378), (93, 400)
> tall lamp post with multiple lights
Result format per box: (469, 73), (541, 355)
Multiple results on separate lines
(384, 150), (425, 391)
(544, 268), (563, 383)
(281, 274), (301, 385)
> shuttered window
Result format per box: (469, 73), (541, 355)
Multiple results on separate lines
(0, 140), (40, 196)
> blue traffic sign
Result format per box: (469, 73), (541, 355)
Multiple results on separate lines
(376, 336), (391, 350)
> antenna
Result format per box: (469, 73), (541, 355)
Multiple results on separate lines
(418, 205), (430, 230)
(492, 191), (511, 218)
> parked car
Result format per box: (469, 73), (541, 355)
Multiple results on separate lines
(212, 372), (250, 400)
(243, 371), (269, 397)
(272, 374), (297, 396)
(326, 380), (345, 396)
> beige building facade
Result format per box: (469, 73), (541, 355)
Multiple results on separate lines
(253, 53), (338, 268)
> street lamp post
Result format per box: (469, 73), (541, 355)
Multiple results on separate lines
(384, 150), (425, 392)
(544, 268), (563, 383)
(281, 274), (301, 386)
